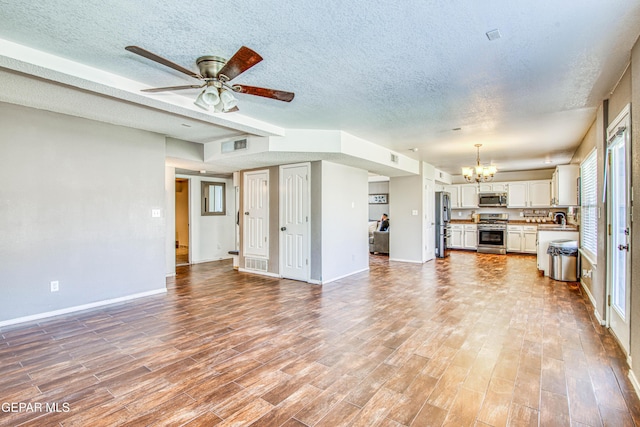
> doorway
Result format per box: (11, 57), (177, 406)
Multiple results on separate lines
(606, 105), (631, 356)
(175, 178), (190, 266)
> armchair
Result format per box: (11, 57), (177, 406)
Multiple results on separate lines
(369, 230), (389, 254)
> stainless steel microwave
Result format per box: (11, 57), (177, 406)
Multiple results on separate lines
(478, 192), (508, 207)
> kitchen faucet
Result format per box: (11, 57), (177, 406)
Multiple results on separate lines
(554, 212), (567, 225)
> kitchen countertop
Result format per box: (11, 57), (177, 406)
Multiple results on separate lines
(537, 224), (579, 231)
(449, 219), (578, 230)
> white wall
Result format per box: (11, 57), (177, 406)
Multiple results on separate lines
(178, 175), (236, 264)
(0, 102), (167, 324)
(320, 162), (369, 283)
(165, 166), (176, 277)
(389, 175), (424, 262)
(368, 180), (389, 220)
(451, 169), (554, 184)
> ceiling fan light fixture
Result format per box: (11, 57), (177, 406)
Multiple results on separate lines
(194, 90), (210, 110)
(127, 45), (295, 112)
(201, 85), (220, 106)
(220, 89), (238, 111)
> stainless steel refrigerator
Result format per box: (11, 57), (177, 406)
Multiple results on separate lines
(435, 191), (451, 258)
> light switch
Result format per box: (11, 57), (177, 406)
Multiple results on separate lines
(151, 209), (162, 218)
(412, 210), (418, 216)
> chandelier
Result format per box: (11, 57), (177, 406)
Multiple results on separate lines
(462, 144), (497, 183)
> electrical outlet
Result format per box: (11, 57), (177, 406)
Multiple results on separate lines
(50, 280), (59, 292)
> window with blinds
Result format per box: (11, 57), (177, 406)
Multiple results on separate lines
(580, 149), (598, 260)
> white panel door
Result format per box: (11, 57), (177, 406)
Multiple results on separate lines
(243, 170), (269, 258)
(280, 164), (310, 281)
(607, 108), (631, 356)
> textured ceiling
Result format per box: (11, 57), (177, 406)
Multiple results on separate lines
(0, 0), (639, 175)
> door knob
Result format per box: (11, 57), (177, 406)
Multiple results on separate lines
(618, 244), (629, 251)
(280, 227), (287, 231)
(244, 212), (249, 215)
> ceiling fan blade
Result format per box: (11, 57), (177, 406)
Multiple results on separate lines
(234, 85), (295, 102)
(217, 46), (263, 81)
(141, 84), (205, 93)
(125, 46), (201, 79)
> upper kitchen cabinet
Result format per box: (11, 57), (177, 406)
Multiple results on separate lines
(529, 181), (551, 207)
(459, 184), (478, 208)
(551, 165), (579, 206)
(443, 185), (460, 208)
(479, 183), (507, 192)
(507, 180), (551, 208)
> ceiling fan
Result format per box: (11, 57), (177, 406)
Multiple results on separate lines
(125, 45), (295, 113)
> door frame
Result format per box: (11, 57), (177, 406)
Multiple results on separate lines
(605, 103), (631, 358)
(279, 162), (311, 282)
(175, 177), (191, 266)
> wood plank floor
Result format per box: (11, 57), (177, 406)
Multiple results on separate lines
(2, 251), (640, 426)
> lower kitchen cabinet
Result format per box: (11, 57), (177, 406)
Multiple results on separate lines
(448, 223), (476, 250)
(507, 225), (537, 253)
(463, 224), (477, 249)
(448, 224), (463, 248)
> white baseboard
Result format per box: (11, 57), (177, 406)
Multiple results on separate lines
(0, 288), (167, 328)
(317, 267), (370, 285)
(238, 268), (281, 278)
(192, 256), (232, 264)
(389, 258), (423, 264)
(629, 368), (640, 400)
(580, 279), (605, 325)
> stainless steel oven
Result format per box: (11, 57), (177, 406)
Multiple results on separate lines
(477, 213), (508, 254)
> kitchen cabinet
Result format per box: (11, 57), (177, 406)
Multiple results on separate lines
(448, 223), (476, 249)
(529, 181), (551, 207)
(507, 182), (528, 207)
(448, 224), (463, 248)
(507, 225), (538, 253)
(523, 228), (537, 253)
(537, 229), (579, 275)
(443, 185), (460, 208)
(463, 224), (477, 249)
(551, 165), (579, 206)
(507, 180), (551, 208)
(459, 184), (478, 208)
(479, 183), (507, 192)
(507, 226), (523, 252)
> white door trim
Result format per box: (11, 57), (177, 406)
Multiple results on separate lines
(605, 103), (631, 358)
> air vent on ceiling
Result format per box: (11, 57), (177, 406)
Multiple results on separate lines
(390, 153), (399, 163)
(486, 29), (501, 41)
(221, 138), (248, 153)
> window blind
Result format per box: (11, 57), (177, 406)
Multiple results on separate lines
(580, 149), (598, 260)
